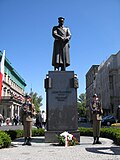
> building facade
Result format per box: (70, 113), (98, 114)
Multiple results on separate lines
(0, 51), (26, 122)
(86, 51), (120, 117)
(86, 65), (99, 107)
(86, 65), (99, 120)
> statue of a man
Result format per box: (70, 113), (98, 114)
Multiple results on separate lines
(52, 17), (71, 71)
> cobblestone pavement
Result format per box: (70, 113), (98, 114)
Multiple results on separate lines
(0, 136), (120, 160)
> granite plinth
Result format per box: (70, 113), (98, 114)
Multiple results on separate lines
(45, 131), (80, 143)
(44, 71), (79, 143)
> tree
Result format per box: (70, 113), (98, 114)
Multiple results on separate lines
(29, 92), (43, 113)
(77, 93), (86, 117)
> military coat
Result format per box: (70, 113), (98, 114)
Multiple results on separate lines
(52, 25), (71, 68)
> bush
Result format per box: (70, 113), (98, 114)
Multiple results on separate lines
(78, 127), (120, 145)
(100, 127), (120, 145)
(2, 127), (120, 147)
(32, 128), (45, 136)
(5, 130), (24, 140)
(0, 131), (11, 148)
(5, 128), (45, 141)
(15, 129), (24, 138)
(57, 135), (65, 146)
(0, 137), (3, 148)
(78, 127), (93, 136)
(0, 128), (45, 149)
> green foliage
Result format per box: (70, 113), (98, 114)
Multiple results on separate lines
(32, 128), (45, 136)
(78, 127), (93, 136)
(5, 130), (24, 140)
(29, 91), (43, 113)
(2, 127), (120, 148)
(57, 135), (65, 146)
(100, 127), (120, 145)
(0, 137), (3, 148)
(78, 93), (86, 103)
(5, 130), (17, 140)
(0, 131), (11, 148)
(5, 128), (45, 141)
(78, 127), (120, 145)
(68, 137), (79, 146)
(77, 93), (86, 117)
(57, 135), (79, 146)
(15, 129), (24, 138)
(0, 128), (44, 149)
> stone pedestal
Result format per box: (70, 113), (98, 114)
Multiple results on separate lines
(45, 130), (80, 143)
(44, 71), (80, 142)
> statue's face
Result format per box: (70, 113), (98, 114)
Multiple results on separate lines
(58, 19), (64, 25)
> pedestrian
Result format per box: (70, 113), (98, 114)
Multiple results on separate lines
(116, 105), (120, 123)
(20, 94), (35, 146)
(36, 111), (42, 129)
(6, 117), (10, 125)
(13, 113), (18, 125)
(0, 113), (3, 126)
(41, 110), (46, 129)
(90, 94), (103, 144)
(52, 17), (71, 71)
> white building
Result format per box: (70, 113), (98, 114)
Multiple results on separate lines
(0, 51), (26, 123)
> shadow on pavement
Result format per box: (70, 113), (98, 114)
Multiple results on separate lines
(80, 142), (92, 145)
(13, 137), (45, 143)
(86, 147), (120, 155)
(11, 137), (45, 147)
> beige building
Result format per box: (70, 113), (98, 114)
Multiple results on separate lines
(86, 51), (120, 117)
(0, 51), (26, 123)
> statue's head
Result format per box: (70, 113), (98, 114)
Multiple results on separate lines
(58, 17), (65, 25)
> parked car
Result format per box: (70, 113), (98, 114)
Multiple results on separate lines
(78, 117), (87, 123)
(101, 115), (116, 126)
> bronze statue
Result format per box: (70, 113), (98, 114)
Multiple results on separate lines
(52, 17), (71, 71)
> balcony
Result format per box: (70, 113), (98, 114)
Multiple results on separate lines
(0, 96), (23, 104)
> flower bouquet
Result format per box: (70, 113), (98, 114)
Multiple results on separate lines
(57, 131), (79, 146)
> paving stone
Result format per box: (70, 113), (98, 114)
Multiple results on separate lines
(0, 136), (120, 160)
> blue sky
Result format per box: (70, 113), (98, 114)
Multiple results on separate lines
(0, 0), (120, 110)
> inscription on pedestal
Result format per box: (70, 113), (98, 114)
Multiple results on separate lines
(52, 91), (72, 101)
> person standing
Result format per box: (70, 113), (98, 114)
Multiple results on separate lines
(36, 111), (42, 129)
(116, 105), (120, 123)
(90, 94), (103, 144)
(13, 113), (18, 125)
(0, 113), (3, 126)
(41, 110), (46, 129)
(20, 95), (35, 146)
(52, 17), (71, 71)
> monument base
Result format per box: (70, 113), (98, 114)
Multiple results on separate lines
(44, 71), (79, 143)
(45, 130), (80, 143)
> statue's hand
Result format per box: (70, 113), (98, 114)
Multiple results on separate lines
(61, 37), (69, 43)
(65, 38), (69, 43)
(61, 37), (65, 41)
